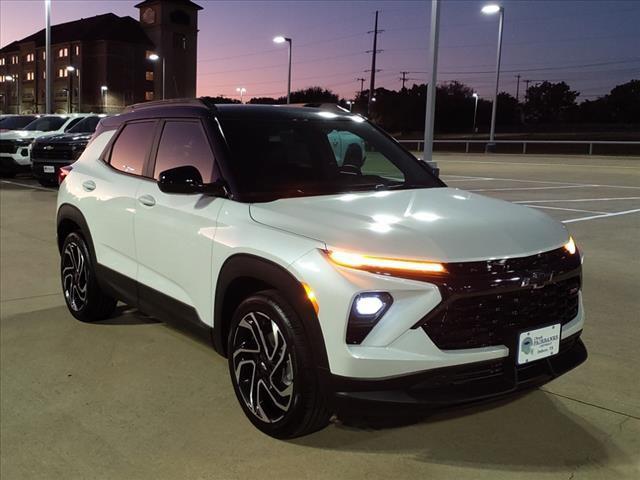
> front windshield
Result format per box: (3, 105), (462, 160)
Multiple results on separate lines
(23, 116), (67, 132)
(218, 114), (442, 201)
(0, 116), (38, 130)
(68, 116), (101, 134)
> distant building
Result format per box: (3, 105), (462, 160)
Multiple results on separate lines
(0, 0), (201, 114)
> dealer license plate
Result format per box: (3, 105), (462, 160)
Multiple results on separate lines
(43, 165), (55, 173)
(517, 324), (561, 365)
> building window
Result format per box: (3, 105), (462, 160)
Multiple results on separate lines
(26, 53), (35, 63)
(145, 71), (154, 81)
(58, 68), (69, 78)
(11, 55), (19, 64)
(74, 45), (80, 56)
(43, 71), (46, 79)
(145, 91), (155, 101)
(58, 47), (68, 58)
(42, 51), (46, 60)
(26, 71), (35, 81)
(173, 33), (186, 50)
(0, 58), (5, 66)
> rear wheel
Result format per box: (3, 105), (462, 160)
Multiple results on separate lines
(227, 290), (331, 438)
(61, 232), (117, 322)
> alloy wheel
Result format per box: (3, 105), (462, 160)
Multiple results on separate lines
(62, 242), (88, 312)
(231, 311), (294, 423)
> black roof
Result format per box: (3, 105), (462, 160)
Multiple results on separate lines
(0, 13), (153, 53)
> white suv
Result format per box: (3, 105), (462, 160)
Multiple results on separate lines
(56, 100), (586, 438)
(0, 114), (89, 176)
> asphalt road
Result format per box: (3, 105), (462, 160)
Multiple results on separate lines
(1, 153), (639, 479)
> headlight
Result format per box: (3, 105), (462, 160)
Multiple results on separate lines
(564, 236), (577, 255)
(327, 249), (446, 274)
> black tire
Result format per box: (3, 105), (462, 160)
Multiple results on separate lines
(227, 289), (331, 438)
(61, 232), (117, 322)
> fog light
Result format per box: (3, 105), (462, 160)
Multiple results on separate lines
(355, 296), (384, 315)
(347, 292), (393, 344)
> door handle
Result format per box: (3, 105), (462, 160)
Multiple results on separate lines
(138, 194), (156, 207)
(82, 180), (96, 192)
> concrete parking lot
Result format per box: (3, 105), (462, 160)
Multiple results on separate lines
(1, 153), (639, 479)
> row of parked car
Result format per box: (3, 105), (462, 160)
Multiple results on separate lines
(0, 113), (105, 186)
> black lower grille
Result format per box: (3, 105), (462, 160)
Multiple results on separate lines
(0, 140), (17, 154)
(416, 246), (582, 350)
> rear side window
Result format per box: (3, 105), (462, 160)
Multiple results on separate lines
(153, 120), (215, 182)
(64, 117), (84, 131)
(109, 121), (156, 176)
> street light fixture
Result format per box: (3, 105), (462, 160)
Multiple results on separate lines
(482, 3), (504, 152)
(346, 100), (353, 112)
(101, 85), (108, 112)
(148, 53), (165, 100)
(472, 93), (479, 134)
(66, 65), (80, 113)
(236, 87), (247, 103)
(273, 35), (292, 104)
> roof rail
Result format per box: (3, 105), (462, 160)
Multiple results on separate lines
(290, 102), (350, 113)
(123, 98), (208, 112)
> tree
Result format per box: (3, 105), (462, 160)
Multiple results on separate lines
(496, 92), (521, 127)
(278, 86), (339, 104)
(606, 79), (640, 123)
(248, 97), (278, 105)
(524, 81), (579, 123)
(199, 95), (240, 105)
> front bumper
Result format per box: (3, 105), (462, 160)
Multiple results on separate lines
(0, 153), (31, 173)
(327, 332), (586, 412)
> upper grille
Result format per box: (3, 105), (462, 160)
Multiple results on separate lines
(0, 140), (18, 154)
(417, 246), (582, 350)
(31, 144), (83, 161)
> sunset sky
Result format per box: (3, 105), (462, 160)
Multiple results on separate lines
(1, 0), (639, 102)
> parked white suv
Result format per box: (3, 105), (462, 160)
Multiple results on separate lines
(56, 100), (586, 438)
(0, 114), (88, 176)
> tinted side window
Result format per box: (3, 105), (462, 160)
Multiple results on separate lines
(110, 121), (156, 176)
(153, 121), (214, 181)
(64, 117), (83, 131)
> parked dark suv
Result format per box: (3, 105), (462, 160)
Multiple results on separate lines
(31, 115), (104, 186)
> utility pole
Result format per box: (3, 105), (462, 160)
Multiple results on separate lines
(422, 0), (441, 174)
(367, 10), (382, 115)
(356, 77), (366, 96)
(515, 74), (521, 102)
(45, 0), (52, 114)
(524, 79), (532, 101)
(400, 71), (409, 90)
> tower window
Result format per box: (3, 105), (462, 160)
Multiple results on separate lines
(173, 33), (187, 50)
(145, 71), (154, 81)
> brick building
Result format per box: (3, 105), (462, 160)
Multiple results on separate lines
(0, 0), (201, 114)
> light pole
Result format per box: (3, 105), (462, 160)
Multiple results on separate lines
(346, 100), (353, 112)
(422, 0), (441, 175)
(101, 85), (108, 112)
(273, 36), (292, 104)
(236, 87), (246, 103)
(482, 4), (504, 152)
(6, 75), (20, 114)
(148, 53), (165, 100)
(66, 66), (80, 112)
(472, 92), (479, 134)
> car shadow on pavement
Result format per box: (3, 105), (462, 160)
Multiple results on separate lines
(294, 390), (629, 471)
(94, 305), (162, 325)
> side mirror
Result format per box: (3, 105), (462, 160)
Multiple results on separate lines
(157, 165), (227, 196)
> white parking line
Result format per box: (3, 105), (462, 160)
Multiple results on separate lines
(562, 208), (640, 223)
(470, 185), (596, 192)
(0, 180), (55, 192)
(443, 174), (640, 190)
(524, 205), (607, 214)
(439, 159), (640, 170)
(514, 197), (640, 203)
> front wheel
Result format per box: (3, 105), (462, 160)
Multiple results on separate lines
(61, 232), (117, 322)
(227, 290), (331, 438)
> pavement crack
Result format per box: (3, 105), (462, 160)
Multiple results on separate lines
(541, 388), (640, 420)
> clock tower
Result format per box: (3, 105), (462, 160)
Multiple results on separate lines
(135, 0), (202, 99)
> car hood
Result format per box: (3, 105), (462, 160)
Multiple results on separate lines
(0, 130), (52, 140)
(249, 187), (570, 262)
(34, 132), (92, 144)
